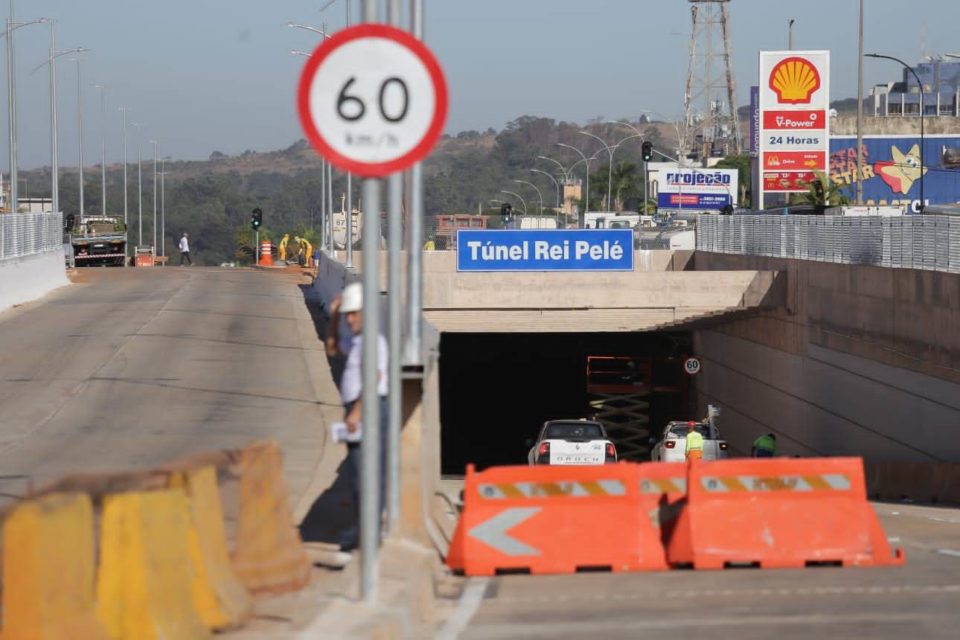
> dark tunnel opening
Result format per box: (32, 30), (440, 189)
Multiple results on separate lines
(438, 331), (696, 475)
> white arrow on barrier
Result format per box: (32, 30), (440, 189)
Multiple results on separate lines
(468, 507), (542, 557)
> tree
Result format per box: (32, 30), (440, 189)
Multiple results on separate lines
(610, 161), (640, 211)
(714, 154), (752, 208)
(792, 172), (850, 209)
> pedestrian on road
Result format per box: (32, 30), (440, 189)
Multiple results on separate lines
(685, 422), (704, 461)
(325, 281), (388, 555)
(751, 433), (777, 458)
(179, 233), (192, 266)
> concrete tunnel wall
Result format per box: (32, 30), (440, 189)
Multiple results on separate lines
(692, 252), (960, 462)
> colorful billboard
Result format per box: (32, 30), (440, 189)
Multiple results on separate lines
(656, 168), (738, 210)
(829, 136), (960, 212)
(759, 51), (830, 196)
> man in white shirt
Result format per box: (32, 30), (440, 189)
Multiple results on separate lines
(179, 233), (192, 266)
(325, 281), (388, 553)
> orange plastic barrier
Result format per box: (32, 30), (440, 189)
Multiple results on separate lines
(636, 462), (688, 550)
(259, 241), (273, 267)
(230, 441), (311, 594)
(668, 457), (905, 569)
(447, 463), (668, 576)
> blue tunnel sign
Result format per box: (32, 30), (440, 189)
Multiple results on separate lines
(456, 229), (634, 272)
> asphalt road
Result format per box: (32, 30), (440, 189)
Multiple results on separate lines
(0, 267), (331, 508)
(455, 501), (960, 639)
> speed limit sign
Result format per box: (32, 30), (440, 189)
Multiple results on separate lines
(296, 24), (448, 177)
(684, 357), (702, 376)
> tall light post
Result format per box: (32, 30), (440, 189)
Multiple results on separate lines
(557, 143), (599, 225)
(5, 10), (48, 214)
(866, 53), (925, 212)
(119, 107), (130, 242)
(160, 157), (169, 257)
(530, 169), (560, 223)
(607, 120), (650, 214)
(536, 155), (570, 182)
(149, 140), (158, 251)
(788, 18), (795, 50)
(513, 179), (543, 225)
(94, 83), (107, 214)
(132, 122), (145, 246)
(579, 130), (643, 212)
(856, 0), (864, 204)
(500, 190), (527, 215)
(70, 56), (86, 220)
(31, 25), (83, 214)
(289, 22), (346, 261)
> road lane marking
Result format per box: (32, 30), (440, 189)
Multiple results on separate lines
(937, 549), (960, 558)
(436, 578), (490, 640)
(484, 584), (960, 605)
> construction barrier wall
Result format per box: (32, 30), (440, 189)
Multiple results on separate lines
(0, 441), (310, 639)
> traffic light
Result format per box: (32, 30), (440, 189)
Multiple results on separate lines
(500, 202), (512, 219)
(641, 141), (654, 162)
(251, 208), (263, 231)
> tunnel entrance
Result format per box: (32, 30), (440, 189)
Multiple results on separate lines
(438, 331), (694, 475)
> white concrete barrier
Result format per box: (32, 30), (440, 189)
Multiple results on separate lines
(0, 251), (70, 314)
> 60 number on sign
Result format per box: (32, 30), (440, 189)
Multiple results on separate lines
(297, 24), (448, 177)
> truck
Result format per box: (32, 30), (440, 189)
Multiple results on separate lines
(67, 216), (128, 267)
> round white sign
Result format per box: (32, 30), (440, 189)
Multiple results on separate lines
(297, 24), (448, 177)
(684, 357), (702, 376)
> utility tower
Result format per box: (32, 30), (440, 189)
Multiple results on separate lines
(684, 0), (741, 161)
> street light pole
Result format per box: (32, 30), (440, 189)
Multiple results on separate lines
(855, 0), (864, 205)
(95, 83), (107, 214)
(5, 10), (47, 214)
(500, 190), (527, 215)
(579, 131), (614, 211)
(513, 180), (543, 227)
(72, 56), (85, 220)
(557, 143), (591, 221)
(530, 169), (560, 223)
(150, 140), (158, 251)
(132, 122), (144, 246)
(119, 107), (129, 239)
(608, 120), (650, 214)
(160, 157), (167, 257)
(866, 53), (925, 212)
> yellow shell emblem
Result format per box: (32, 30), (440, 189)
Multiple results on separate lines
(769, 57), (821, 104)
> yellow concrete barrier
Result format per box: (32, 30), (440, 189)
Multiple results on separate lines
(170, 466), (253, 630)
(2, 492), (111, 640)
(96, 490), (210, 640)
(231, 441), (312, 594)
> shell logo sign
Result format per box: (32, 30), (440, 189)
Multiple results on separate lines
(769, 57), (821, 104)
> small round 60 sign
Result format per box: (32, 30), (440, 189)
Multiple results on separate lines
(684, 357), (702, 376)
(296, 24), (448, 177)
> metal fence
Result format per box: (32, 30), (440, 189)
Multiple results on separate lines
(697, 214), (960, 274)
(0, 213), (64, 262)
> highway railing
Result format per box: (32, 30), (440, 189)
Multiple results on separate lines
(0, 212), (64, 262)
(697, 214), (960, 273)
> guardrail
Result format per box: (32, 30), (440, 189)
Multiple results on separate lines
(697, 214), (960, 273)
(0, 212), (64, 262)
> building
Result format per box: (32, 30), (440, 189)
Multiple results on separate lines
(871, 57), (960, 118)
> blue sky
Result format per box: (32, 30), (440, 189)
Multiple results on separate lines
(7, 0), (959, 168)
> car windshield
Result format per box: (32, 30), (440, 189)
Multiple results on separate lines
(544, 422), (604, 440)
(668, 423), (713, 438)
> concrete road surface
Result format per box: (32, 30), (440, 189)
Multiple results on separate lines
(449, 502), (960, 639)
(0, 267), (331, 508)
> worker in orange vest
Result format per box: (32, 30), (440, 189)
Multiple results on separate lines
(686, 422), (704, 461)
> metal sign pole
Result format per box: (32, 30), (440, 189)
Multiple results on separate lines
(403, 0), (425, 368)
(385, 0), (403, 535)
(360, 0), (382, 606)
(255, 229), (259, 265)
(360, 176), (382, 604)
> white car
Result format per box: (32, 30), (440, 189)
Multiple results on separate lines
(527, 419), (617, 466)
(650, 421), (730, 463)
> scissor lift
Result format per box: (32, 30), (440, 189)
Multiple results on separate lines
(586, 356), (654, 461)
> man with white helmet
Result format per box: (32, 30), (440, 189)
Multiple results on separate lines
(325, 281), (388, 554)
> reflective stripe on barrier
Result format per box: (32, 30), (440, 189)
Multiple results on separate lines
(447, 463), (669, 576)
(668, 457), (905, 570)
